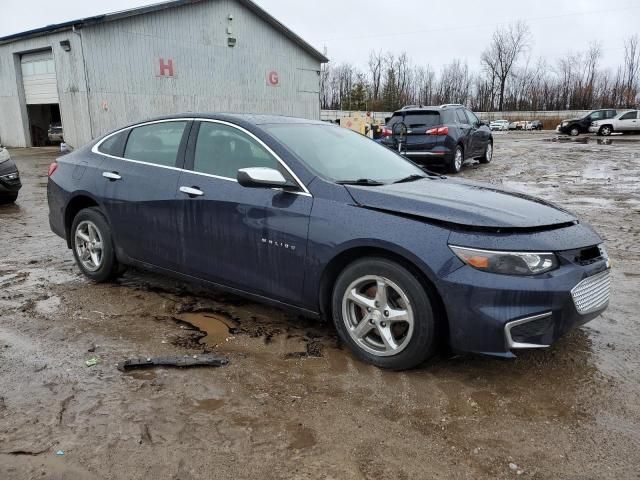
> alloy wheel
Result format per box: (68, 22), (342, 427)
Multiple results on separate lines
(342, 275), (414, 357)
(454, 148), (463, 171)
(74, 220), (104, 272)
(485, 143), (493, 162)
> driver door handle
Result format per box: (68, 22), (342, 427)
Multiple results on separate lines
(102, 171), (121, 181)
(179, 186), (204, 197)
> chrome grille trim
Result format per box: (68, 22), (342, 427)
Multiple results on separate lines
(571, 269), (611, 315)
(505, 312), (552, 349)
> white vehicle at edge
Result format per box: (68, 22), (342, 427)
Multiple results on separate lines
(0, 146), (10, 163)
(589, 110), (640, 136)
(489, 119), (510, 131)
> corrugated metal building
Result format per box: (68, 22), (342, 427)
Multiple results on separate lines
(0, 0), (328, 148)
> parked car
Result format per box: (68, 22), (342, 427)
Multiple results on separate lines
(0, 146), (21, 204)
(48, 123), (64, 143)
(489, 119), (510, 131)
(589, 110), (640, 136)
(529, 120), (543, 130)
(47, 114), (611, 370)
(508, 122), (518, 130)
(557, 109), (617, 136)
(380, 104), (493, 173)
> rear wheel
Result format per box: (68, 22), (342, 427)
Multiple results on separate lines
(332, 257), (438, 370)
(71, 207), (121, 282)
(599, 125), (612, 136)
(569, 126), (580, 136)
(478, 141), (493, 164)
(448, 145), (464, 173)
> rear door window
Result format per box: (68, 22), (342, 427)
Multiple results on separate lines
(387, 111), (441, 129)
(464, 109), (480, 127)
(455, 109), (469, 124)
(620, 111), (638, 120)
(98, 130), (129, 157)
(123, 121), (187, 167)
(193, 122), (284, 179)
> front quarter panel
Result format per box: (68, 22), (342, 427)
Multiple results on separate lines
(302, 178), (459, 311)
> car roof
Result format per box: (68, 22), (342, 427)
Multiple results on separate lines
(122, 113), (327, 126)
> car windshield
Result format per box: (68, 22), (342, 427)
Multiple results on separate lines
(264, 123), (424, 184)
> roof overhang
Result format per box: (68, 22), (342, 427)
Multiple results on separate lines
(0, 0), (329, 63)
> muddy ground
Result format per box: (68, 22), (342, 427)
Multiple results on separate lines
(1, 132), (639, 479)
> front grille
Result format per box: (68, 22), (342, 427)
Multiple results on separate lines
(571, 270), (611, 315)
(559, 244), (606, 266)
(510, 315), (554, 343)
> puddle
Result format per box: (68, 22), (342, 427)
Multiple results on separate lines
(543, 136), (639, 145)
(193, 398), (225, 412)
(543, 136), (590, 143)
(175, 312), (239, 347)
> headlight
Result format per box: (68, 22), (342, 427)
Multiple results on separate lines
(449, 246), (559, 276)
(0, 148), (9, 164)
(561, 121), (569, 127)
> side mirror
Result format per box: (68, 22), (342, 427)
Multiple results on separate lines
(237, 167), (289, 189)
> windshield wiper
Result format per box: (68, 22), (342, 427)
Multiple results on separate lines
(393, 174), (426, 184)
(336, 178), (386, 186)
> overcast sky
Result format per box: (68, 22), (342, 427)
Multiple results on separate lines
(1, 0), (638, 72)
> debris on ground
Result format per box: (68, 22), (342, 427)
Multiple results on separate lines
(116, 354), (229, 371)
(85, 357), (99, 367)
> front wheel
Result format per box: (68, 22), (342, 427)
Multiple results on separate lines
(569, 126), (580, 136)
(71, 207), (121, 282)
(478, 141), (493, 164)
(448, 146), (464, 173)
(599, 125), (612, 136)
(332, 258), (438, 370)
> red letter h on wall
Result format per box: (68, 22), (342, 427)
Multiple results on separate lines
(159, 58), (174, 77)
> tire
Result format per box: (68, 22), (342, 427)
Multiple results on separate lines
(599, 125), (612, 136)
(71, 207), (121, 282)
(569, 126), (580, 136)
(448, 145), (464, 173)
(331, 257), (438, 370)
(0, 194), (18, 205)
(478, 141), (493, 164)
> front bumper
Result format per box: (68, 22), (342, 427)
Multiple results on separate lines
(439, 256), (610, 357)
(0, 171), (21, 196)
(588, 126), (600, 133)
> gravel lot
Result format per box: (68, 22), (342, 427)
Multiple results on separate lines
(1, 132), (639, 479)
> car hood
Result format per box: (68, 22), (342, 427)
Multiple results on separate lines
(345, 178), (577, 229)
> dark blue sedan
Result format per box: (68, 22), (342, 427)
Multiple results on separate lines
(47, 114), (611, 369)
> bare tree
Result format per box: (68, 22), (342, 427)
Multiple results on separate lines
(623, 35), (640, 106)
(368, 50), (384, 103)
(481, 21), (531, 111)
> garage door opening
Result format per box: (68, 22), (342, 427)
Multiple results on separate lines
(26, 104), (61, 146)
(21, 50), (62, 146)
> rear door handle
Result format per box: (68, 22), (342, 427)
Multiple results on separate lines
(102, 171), (121, 181)
(179, 186), (204, 197)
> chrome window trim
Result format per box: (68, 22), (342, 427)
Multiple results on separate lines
(504, 312), (552, 349)
(449, 245), (556, 256)
(91, 117), (312, 197)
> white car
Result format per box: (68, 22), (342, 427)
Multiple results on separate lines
(589, 110), (640, 136)
(489, 119), (509, 131)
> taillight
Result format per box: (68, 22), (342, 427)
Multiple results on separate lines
(48, 162), (58, 176)
(426, 126), (449, 136)
(381, 127), (392, 137)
